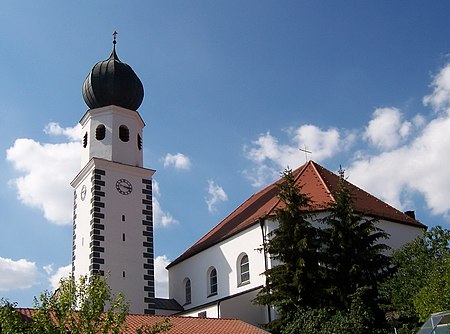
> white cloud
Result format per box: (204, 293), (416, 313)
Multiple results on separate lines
(6, 125), (81, 225)
(243, 62), (450, 222)
(348, 114), (450, 217)
(243, 125), (354, 187)
(152, 180), (178, 227)
(423, 64), (450, 112)
(154, 255), (170, 298)
(346, 62), (450, 218)
(163, 153), (192, 170)
(48, 264), (72, 291)
(205, 180), (228, 213)
(364, 107), (412, 150)
(0, 257), (38, 291)
(44, 122), (82, 141)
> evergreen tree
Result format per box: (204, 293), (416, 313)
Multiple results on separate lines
(255, 168), (324, 332)
(320, 167), (391, 314)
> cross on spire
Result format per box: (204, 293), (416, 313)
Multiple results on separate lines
(113, 31), (118, 45)
(299, 145), (312, 162)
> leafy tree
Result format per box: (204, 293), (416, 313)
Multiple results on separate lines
(381, 226), (450, 333)
(0, 298), (32, 333)
(320, 167), (391, 315)
(30, 274), (128, 334)
(413, 254), (450, 322)
(255, 168), (325, 332)
(0, 274), (172, 334)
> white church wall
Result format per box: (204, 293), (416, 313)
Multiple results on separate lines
(168, 223), (267, 313)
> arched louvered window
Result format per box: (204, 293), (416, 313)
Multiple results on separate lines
(119, 125), (129, 142)
(137, 133), (142, 150)
(83, 132), (88, 148)
(96, 124), (106, 140)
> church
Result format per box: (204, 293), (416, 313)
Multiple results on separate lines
(70, 38), (426, 324)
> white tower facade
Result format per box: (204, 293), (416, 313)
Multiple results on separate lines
(71, 41), (155, 314)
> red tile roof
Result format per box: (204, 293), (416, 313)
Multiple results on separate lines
(168, 161), (426, 268)
(14, 309), (270, 334)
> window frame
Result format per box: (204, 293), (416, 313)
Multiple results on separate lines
(207, 267), (218, 297)
(184, 278), (191, 305)
(237, 253), (250, 286)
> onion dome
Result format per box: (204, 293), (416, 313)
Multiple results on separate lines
(82, 37), (144, 111)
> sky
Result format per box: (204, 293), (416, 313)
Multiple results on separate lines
(1, 1), (450, 307)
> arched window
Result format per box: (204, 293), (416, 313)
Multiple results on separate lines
(96, 124), (106, 140)
(83, 132), (88, 148)
(184, 278), (191, 305)
(208, 267), (218, 296)
(137, 133), (142, 150)
(237, 253), (250, 285)
(119, 125), (129, 142)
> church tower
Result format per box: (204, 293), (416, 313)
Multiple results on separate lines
(71, 36), (155, 314)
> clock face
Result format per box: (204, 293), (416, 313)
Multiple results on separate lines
(116, 179), (133, 195)
(80, 185), (87, 201)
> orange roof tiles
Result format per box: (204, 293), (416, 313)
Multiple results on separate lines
(14, 309), (270, 334)
(168, 161), (426, 268)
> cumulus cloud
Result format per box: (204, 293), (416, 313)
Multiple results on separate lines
(345, 63), (450, 218)
(6, 125), (81, 224)
(154, 255), (170, 298)
(152, 181), (178, 227)
(348, 113), (450, 217)
(205, 180), (228, 213)
(243, 62), (450, 222)
(364, 107), (412, 150)
(0, 257), (38, 291)
(48, 264), (72, 291)
(163, 153), (192, 170)
(44, 122), (82, 141)
(423, 64), (450, 112)
(243, 125), (354, 187)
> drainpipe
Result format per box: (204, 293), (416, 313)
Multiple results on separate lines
(217, 300), (221, 318)
(259, 218), (272, 323)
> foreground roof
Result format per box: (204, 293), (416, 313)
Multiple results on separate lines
(15, 309), (269, 334)
(168, 160), (426, 268)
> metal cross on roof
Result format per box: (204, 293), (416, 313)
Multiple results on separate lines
(113, 31), (118, 44)
(299, 145), (312, 162)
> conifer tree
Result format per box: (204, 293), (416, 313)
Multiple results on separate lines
(320, 167), (390, 315)
(255, 168), (324, 331)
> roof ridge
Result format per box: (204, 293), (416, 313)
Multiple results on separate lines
(265, 161), (310, 217)
(310, 161), (335, 203)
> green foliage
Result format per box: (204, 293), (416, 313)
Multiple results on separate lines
(413, 254), (450, 322)
(0, 298), (32, 333)
(282, 287), (377, 334)
(0, 274), (130, 334)
(256, 167), (394, 333)
(255, 168), (325, 329)
(380, 225), (450, 332)
(320, 168), (390, 315)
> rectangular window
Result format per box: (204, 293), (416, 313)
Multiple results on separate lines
(122, 233), (125, 242)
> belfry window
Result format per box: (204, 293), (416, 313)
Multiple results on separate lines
(83, 132), (88, 148)
(119, 125), (129, 142)
(137, 133), (142, 150)
(96, 124), (106, 140)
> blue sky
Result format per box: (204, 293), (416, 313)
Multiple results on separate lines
(2, 1), (450, 307)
